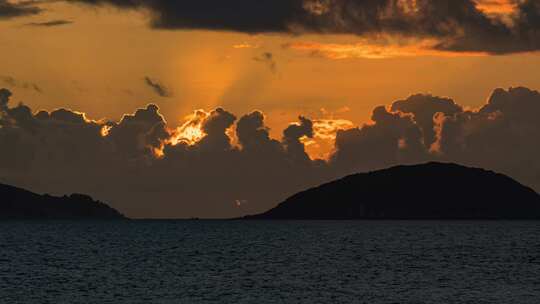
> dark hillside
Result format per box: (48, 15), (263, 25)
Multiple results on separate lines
(247, 163), (540, 220)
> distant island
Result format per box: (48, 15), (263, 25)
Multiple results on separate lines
(247, 162), (540, 220)
(0, 183), (125, 220)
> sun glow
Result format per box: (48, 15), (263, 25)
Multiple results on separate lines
(100, 125), (112, 137)
(152, 146), (165, 158)
(302, 118), (355, 160)
(168, 110), (209, 146)
(151, 110), (209, 158)
(475, 0), (517, 15)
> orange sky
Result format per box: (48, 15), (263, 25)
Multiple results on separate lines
(475, 0), (517, 14)
(1, 0), (540, 159)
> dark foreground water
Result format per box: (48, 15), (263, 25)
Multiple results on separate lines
(1, 221), (539, 304)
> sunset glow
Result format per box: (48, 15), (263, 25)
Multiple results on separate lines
(169, 110), (209, 146)
(302, 119), (355, 160)
(3, 2), (540, 300)
(100, 125), (112, 137)
(2, 0), (540, 220)
(475, 0), (517, 14)
(288, 40), (488, 60)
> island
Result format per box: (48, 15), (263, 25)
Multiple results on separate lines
(0, 183), (126, 220)
(247, 162), (540, 220)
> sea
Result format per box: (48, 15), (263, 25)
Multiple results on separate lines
(1, 220), (539, 303)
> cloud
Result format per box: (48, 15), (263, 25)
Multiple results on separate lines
(283, 116), (314, 163)
(476, 0), (517, 15)
(331, 86), (540, 193)
(0, 87), (11, 103)
(236, 111), (274, 150)
(197, 108), (237, 151)
(331, 105), (426, 174)
(390, 93), (463, 147)
(107, 103), (170, 159)
(0, 0), (41, 19)
(70, 0), (540, 54)
(0, 75), (42, 93)
(253, 52), (277, 73)
(70, 0), (302, 32)
(233, 42), (260, 49)
(284, 40), (487, 59)
(24, 19), (73, 27)
(2, 85), (540, 218)
(432, 87), (540, 188)
(144, 77), (172, 97)
(0, 89), (328, 218)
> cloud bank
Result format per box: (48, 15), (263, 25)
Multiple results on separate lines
(1, 85), (540, 218)
(70, 0), (540, 54)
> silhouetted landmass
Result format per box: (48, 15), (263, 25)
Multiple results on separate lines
(0, 184), (125, 219)
(247, 163), (540, 220)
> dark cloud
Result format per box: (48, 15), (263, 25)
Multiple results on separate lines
(433, 87), (540, 188)
(283, 116), (314, 164)
(197, 108), (237, 151)
(391, 94), (462, 147)
(0, 88), (11, 111)
(70, 0), (302, 33)
(331, 86), (540, 193)
(331, 105), (426, 174)
(236, 111), (282, 154)
(0, 0), (41, 19)
(0, 90), (110, 177)
(108, 103), (170, 159)
(0, 89), (327, 218)
(236, 111), (271, 147)
(25, 19), (73, 27)
(70, 0), (540, 54)
(144, 76), (172, 97)
(2, 85), (540, 218)
(0, 75), (42, 93)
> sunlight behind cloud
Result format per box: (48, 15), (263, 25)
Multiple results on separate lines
(475, 0), (517, 15)
(302, 118), (354, 160)
(169, 110), (209, 146)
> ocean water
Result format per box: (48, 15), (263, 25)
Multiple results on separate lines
(1, 221), (539, 304)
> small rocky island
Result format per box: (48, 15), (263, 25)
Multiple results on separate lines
(247, 162), (540, 220)
(0, 183), (125, 219)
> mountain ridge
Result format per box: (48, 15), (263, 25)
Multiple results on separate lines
(246, 162), (540, 220)
(0, 183), (126, 220)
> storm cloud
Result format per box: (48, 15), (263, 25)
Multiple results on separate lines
(1, 85), (540, 218)
(69, 0), (540, 54)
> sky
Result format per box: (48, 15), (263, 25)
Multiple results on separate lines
(1, 0), (540, 218)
